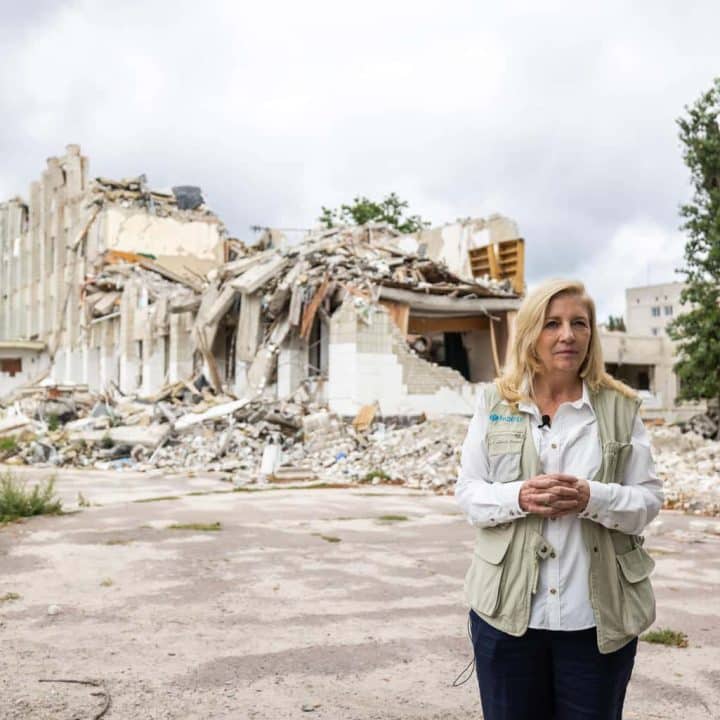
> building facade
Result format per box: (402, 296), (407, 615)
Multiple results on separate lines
(601, 281), (700, 421)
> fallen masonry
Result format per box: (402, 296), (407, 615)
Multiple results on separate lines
(1, 386), (719, 509)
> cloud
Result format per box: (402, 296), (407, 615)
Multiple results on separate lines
(0, 0), (716, 298)
(573, 220), (686, 320)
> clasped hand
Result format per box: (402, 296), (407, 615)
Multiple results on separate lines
(518, 474), (590, 518)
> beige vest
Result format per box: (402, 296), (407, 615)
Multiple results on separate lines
(464, 383), (656, 654)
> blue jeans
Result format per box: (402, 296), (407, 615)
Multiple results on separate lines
(469, 610), (637, 720)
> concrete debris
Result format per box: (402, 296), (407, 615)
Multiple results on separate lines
(1, 385), (719, 510)
(649, 425), (720, 515)
(682, 404), (720, 440)
(90, 176), (216, 221)
(0, 382), (460, 491)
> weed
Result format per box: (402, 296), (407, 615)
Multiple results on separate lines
(100, 433), (114, 449)
(77, 492), (91, 508)
(640, 628), (689, 648)
(376, 514), (409, 523)
(100, 578), (113, 587)
(168, 522), (222, 531)
(0, 592), (21, 603)
(0, 472), (63, 523)
(104, 539), (132, 546)
(133, 496), (180, 503)
(312, 533), (341, 543)
(47, 414), (60, 432)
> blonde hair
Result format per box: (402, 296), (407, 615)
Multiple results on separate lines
(496, 278), (636, 404)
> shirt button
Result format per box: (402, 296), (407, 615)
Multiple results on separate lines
(550, 552), (556, 558)
(592, 513), (598, 519)
(549, 588), (557, 594)
(551, 443), (557, 449)
(613, 523), (619, 528)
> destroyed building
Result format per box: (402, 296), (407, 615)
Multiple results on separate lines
(0, 145), (225, 399)
(1, 146), (524, 417)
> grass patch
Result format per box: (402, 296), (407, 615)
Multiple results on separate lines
(0, 592), (21, 604)
(376, 514), (409, 523)
(168, 522), (222, 532)
(0, 437), (18, 455)
(312, 533), (341, 543)
(133, 495), (181, 503)
(104, 539), (132, 546)
(0, 472), (63, 523)
(100, 578), (113, 587)
(640, 628), (689, 648)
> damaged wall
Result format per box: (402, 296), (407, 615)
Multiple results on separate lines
(328, 298), (478, 417)
(103, 207), (223, 263)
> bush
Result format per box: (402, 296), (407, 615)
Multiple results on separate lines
(0, 472), (63, 523)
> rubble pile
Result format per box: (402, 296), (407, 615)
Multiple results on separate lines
(83, 259), (201, 322)
(191, 223), (516, 395)
(649, 425), (720, 515)
(88, 176), (219, 220)
(0, 384), (463, 492)
(3, 386), (720, 506)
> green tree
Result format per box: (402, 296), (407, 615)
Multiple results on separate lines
(607, 315), (626, 331)
(667, 78), (720, 403)
(319, 193), (430, 234)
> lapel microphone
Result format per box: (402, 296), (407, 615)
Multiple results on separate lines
(538, 414), (552, 429)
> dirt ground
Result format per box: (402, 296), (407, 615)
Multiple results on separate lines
(1, 467), (719, 720)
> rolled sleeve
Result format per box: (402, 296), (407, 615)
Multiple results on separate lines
(455, 396), (527, 528)
(579, 416), (664, 535)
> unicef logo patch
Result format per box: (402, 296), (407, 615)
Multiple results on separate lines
(489, 413), (523, 423)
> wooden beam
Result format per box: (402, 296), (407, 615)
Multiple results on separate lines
(489, 318), (501, 376)
(300, 275), (330, 340)
(407, 315), (489, 334)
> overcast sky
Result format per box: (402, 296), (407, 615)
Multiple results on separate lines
(1, 0), (718, 319)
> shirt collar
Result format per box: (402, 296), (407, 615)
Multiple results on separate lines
(517, 382), (594, 419)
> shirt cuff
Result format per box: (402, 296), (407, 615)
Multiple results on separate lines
(578, 480), (612, 522)
(493, 481), (527, 521)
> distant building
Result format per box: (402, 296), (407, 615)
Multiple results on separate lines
(625, 281), (685, 337)
(600, 281), (701, 421)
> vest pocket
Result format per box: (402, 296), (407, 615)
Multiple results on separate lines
(615, 546), (656, 635)
(465, 524), (515, 616)
(487, 430), (524, 483)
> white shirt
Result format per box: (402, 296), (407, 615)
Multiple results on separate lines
(455, 384), (664, 631)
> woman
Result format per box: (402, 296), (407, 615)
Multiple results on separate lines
(456, 279), (663, 720)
